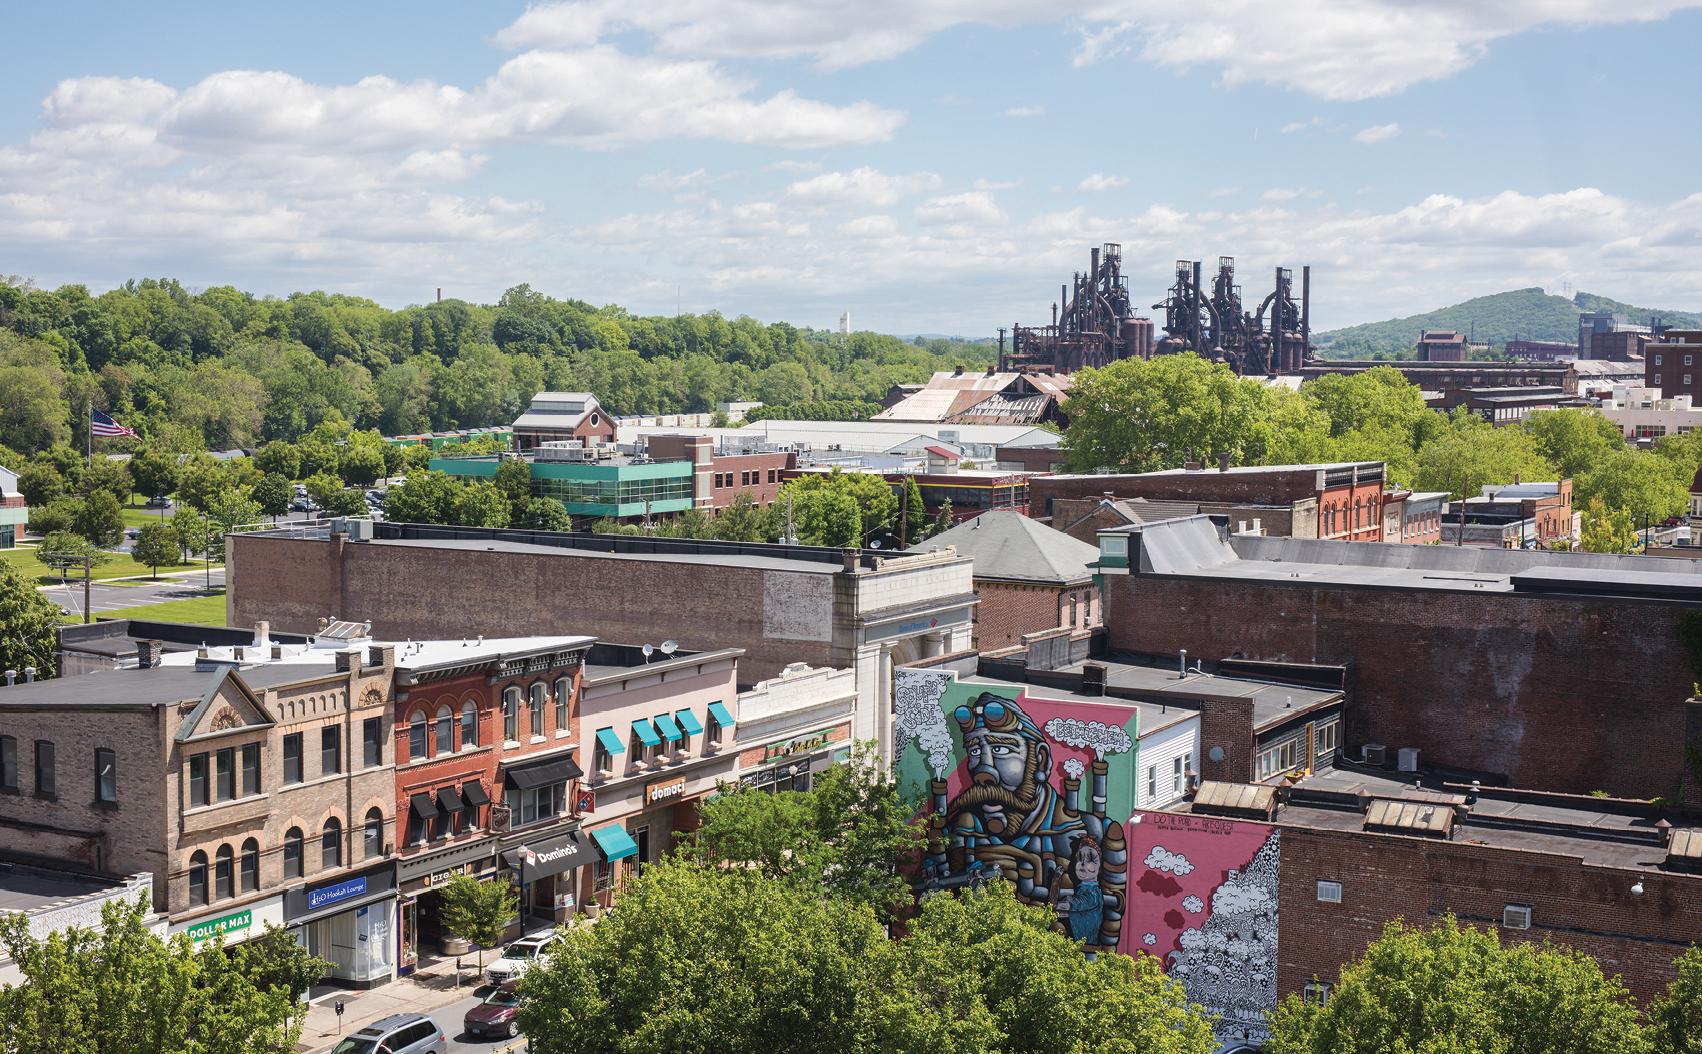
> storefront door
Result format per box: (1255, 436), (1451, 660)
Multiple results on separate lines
(633, 826), (650, 871)
(399, 899), (419, 975)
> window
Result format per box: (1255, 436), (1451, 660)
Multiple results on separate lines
(283, 827), (304, 880)
(1656, 354), (1665, 366)
(214, 844), (234, 900)
(1655, 374), (1663, 386)
(283, 733), (303, 784)
(503, 687), (520, 742)
(767, 468), (777, 484)
(1172, 753), (1189, 794)
(554, 676), (570, 732)
(1146, 765), (1157, 799)
(0, 735), (16, 791)
(1256, 733), (1307, 781)
(188, 851), (208, 906)
(364, 808), (385, 859)
(593, 859), (613, 893)
(1688, 355), (1695, 367)
(34, 740), (54, 797)
(406, 804), (427, 847)
(321, 817), (342, 870)
(1314, 719), (1340, 762)
(189, 752), (209, 808)
(241, 743), (260, 796)
(241, 838), (260, 892)
(517, 782), (566, 827)
(461, 700), (479, 749)
(321, 725), (341, 776)
(1316, 880), (1343, 904)
(1686, 374), (1694, 388)
(216, 747), (235, 801)
(705, 711), (723, 748)
(1303, 981), (1332, 1005)
(95, 748), (117, 804)
(593, 737), (612, 773)
(435, 705), (454, 754)
(363, 717), (383, 767)
(529, 683), (546, 738)
(409, 711), (428, 761)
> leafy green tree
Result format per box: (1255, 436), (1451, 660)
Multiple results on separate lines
(0, 554), (61, 675)
(1579, 497), (1638, 554)
(899, 476), (928, 545)
(1648, 945), (1702, 1054)
(73, 490), (124, 547)
(302, 471), (345, 512)
(1412, 410), (1558, 498)
(127, 446), (180, 501)
(514, 496), (573, 531)
(131, 522), (181, 577)
(27, 496), (81, 536)
(82, 456), (132, 504)
(453, 480), (511, 528)
(382, 470), (462, 525)
(36, 531), (108, 577)
(711, 493), (778, 542)
(250, 473), (292, 521)
(337, 430), (388, 487)
(0, 363), (71, 451)
(34, 443), (84, 489)
(437, 872), (518, 971)
(1265, 916), (1647, 1054)
(252, 441), (302, 481)
(493, 457), (534, 511)
(205, 488), (263, 540)
(1061, 354), (1269, 472)
(224, 923), (329, 1006)
(932, 500), (954, 536)
(1524, 408), (1626, 480)
(16, 462), (64, 507)
(781, 470), (894, 545)
(174, 453), (230, 512)
(0, 893), (308, 1053)
(1577, 448), (1689, 529)
(325, 488), (370, 517)
(171, 506), (208, 561)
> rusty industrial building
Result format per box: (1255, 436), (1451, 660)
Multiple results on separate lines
(999, 243), (1153, 374)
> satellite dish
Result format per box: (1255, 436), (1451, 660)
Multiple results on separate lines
(660, 640), (678, 655)
(641, 643), (654, 657)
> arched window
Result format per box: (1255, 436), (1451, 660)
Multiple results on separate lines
(409, 710), (428, 761)
(240, 838), (260, 892)
(283, 827), (304, 879)
(529, 683), (546, 738)
(435, 704), (454, 754)
(364, 808), (384, 859)
(321, 817), (342, 871)
(554, 676), (570, 732)
(461, 700), (478, 749)
(214, 844), (234, 900)
(503, 687), (520, 742)
(188, 851), (208, 906)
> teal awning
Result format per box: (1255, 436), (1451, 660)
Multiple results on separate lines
(675, 709), (704, 736)
(631, 719), (661, 748)
(595, 727), (625, 756)
(591, 824), (638, 862)
(652, 713), (683, 742)
(707, 701), (735, 729)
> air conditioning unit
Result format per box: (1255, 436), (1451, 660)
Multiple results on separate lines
(1502, 904), (1532, 930)
(1361, 744), (1387, 767)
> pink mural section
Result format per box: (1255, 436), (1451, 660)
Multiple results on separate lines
(1123, 809), (1280, 1048)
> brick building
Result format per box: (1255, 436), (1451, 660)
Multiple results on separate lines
(1646, 330), (1702, 403)
(909, 510), (1101, 650)
(1416, 329), (1466, 362)
(226, 523), (975, 762)
(644, 433), (796, 510)
(1032, 462), (1387, 542)
(1504, 338), (1577, 361)
(1300, 360), (1578, 410)
(1440, 480), (1575, 549)
(0, 467), (26, 549)
(1054, 495), (1298, 543)
(1382, 489), (1447, 544)
(512, 392), (617, 451)
(1094, 516), (1702, 800)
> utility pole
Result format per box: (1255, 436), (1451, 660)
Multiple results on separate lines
(82, 554), (91, 624)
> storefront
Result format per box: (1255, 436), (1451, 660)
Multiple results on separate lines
(394, 836), (499, 974)
(585, 823), (639, 910)
(169, 893), (286, 947)
(738, 727), (849, 794)
(500, 826), (592, 928)
(284, 862), (397, 989)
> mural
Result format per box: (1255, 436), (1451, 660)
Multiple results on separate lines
(893, 668), (1139, 955)
(1125, 810), (1280, 1048)
(893, 669), (1282, 1048)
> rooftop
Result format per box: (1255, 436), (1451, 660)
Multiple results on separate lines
(908, 510), (1098, 584)
(0, 864), (120, 914)
(1005, 654), (1341, 733)
(958, 673), (1195, 737)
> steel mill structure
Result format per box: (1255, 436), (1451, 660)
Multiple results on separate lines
(999, 244), (1154, 374)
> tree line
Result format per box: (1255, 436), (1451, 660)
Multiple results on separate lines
(0, 276), (993, 454)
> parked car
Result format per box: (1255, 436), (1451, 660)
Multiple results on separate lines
(288, 500), (314, 513)
(484, 932), (558, 986)
(329, 1013), (446, 1054)
(144, 495), (172, 509)
(463, 981), (524, 1040)
(124, 527), (140, 540)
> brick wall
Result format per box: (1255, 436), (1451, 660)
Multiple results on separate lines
(1105, 575), (1699, 799)
(973, 580), (1098, 650)
(1196, 696), (1256, 784)
(707, 451), (792, 508)
(1278, 824), (1702, 1003)
(1030, 468), (1331, 518)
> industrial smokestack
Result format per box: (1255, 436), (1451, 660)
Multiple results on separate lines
(436, 287), (442, 303)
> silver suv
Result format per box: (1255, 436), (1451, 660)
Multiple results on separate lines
(329, 1013), (447, 1054)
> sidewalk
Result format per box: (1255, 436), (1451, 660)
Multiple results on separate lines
(296, 955), (486, 1053)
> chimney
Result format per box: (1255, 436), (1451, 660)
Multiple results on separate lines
(252, 620), (271, 650)
(136, 640), (164, 669)
(1219, 451), (1230, 472)
(335, 650), (357, 673)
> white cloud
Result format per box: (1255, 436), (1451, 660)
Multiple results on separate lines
(785, 167), (942, 207)
(914, 190), (1006, 226)
(1079, 173), (1129, 192)
(1004, 104), (1046, 118)
(974, 178), (1022, 191)
(639, 168), (715, 191)
(1281, 116), (1321, 134)
(1261, 187), (1309, 201)
(1354, 122), (1402, 144)
(495, 1), (1702, 99)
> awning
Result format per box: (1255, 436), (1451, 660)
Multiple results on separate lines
(410, 792), (442, 822)
(675, 709), (704, 736)
(461, 780), (490, 807)
(501, 830), (592, 879)
(707, 701), (735, 729)
(652, 713), (683, 742)
(631, 719), (661, 748)
(437, 786), (464, 814)
(505, 752), (584, 791)
(590, 824), (638, 863)
(595, 726), (625, 756)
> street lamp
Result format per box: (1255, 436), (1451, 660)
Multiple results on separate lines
(516, 844), (529, 929)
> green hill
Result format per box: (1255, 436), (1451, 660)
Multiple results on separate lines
(1315, 288), (1702, 359)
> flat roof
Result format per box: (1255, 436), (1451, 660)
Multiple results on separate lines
(0, 865), (119, 914)
(371, 536), (843, 574)
(960, 673), (1196, 737)
(1049, 656), (1340, 731)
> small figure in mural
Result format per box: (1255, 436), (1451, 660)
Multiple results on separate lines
(917, 691), (1128, 952)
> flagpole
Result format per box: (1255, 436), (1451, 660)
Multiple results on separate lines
(86, 396), (93, 470)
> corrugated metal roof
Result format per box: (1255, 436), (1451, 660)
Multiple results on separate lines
(1192, 780), (1277, 817)
(1364, 797), (1454, 837)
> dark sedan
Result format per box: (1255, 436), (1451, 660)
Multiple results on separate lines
(462, 981), (524, 1040)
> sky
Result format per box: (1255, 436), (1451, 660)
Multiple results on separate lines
(3, 1), (1702, 335)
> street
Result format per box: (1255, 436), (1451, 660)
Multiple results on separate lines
(304, 982), (524, 1054)
(43, 567), (226, 620)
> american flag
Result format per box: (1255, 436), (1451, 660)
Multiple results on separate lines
(91, 408), (137, 439)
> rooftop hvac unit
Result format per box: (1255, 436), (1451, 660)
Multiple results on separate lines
(1081, 664), (1107, 696)
(1396, 747), (1420, 772)
(1360, 744), (1387, 767)
(1501, 904), (1532, 931)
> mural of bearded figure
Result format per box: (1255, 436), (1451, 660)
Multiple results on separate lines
(922, 691), (1127, 952)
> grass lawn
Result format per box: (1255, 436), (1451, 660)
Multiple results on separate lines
(0, 545), (207, 584)
(122, 505), (175, 528)
(90, 590), (230, 626)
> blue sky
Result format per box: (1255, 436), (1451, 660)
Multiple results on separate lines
(3, 1), (1701, 334)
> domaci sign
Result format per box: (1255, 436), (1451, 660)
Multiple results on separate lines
(646, 776), (686, 804)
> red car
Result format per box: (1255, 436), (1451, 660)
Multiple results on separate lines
(463, 981), (524, 1040)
